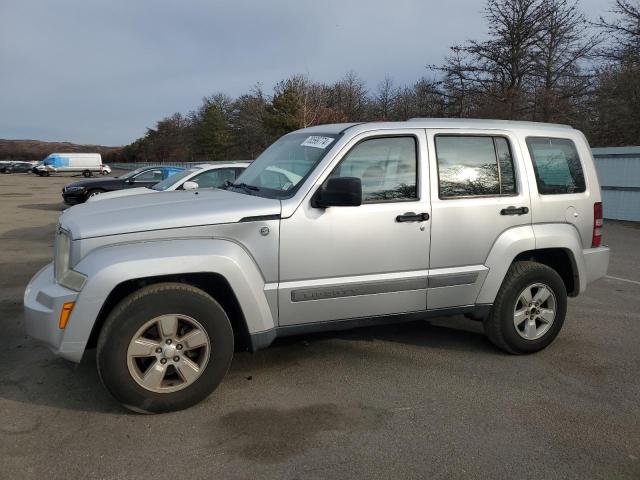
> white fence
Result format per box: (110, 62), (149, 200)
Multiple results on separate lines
(110, 161), (252, 170)
(592, 146), (640, 222)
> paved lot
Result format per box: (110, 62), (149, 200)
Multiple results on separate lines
(1, 172), (639, 480)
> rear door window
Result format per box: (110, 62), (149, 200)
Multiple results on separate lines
(191, 168), (238, 188)
(435, 135), (517, 198)
(526, 137), (585, 194)
(135, 169), (163, 182)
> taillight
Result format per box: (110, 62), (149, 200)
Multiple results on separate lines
(592, 202), (603, 248)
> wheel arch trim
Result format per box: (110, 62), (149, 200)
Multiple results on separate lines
(476, 223), (585, 304)
(62, 238), (275, 360)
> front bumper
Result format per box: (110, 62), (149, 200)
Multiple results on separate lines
(23, 263), (82, 362)
(583, 246), (610, 287)
(62, 192), (85, 205)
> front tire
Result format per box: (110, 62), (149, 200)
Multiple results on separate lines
(484, 261), (567, 354)
(96, 283), (234, 413)
(83, 169), (92, 178)
(85, 189), (104, 200)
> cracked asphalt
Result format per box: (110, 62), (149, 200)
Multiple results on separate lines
(1, 172), (639, 479)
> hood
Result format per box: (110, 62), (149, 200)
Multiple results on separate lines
(60, 188), (281, 240)
(88, 187), (152, 202)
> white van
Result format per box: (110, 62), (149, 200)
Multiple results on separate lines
(36, 153), (107, 177)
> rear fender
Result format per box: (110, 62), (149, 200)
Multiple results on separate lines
(476, 223), (585, 304)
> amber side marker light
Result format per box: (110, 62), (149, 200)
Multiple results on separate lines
(59, 302), (75, 329)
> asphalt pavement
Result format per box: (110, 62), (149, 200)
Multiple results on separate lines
(0, 172), (638, 479)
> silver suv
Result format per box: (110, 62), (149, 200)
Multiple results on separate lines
(24, 119), (610, 413)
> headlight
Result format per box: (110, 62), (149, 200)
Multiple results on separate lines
(54, 227), (87, 291)
(64, 186), (86, 193)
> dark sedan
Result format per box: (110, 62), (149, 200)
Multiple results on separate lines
(1, 161), (35, 173)
(62, 166), (184, 204)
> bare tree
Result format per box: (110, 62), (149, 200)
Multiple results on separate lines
(595, 0), (640, 61)
(436, 0), (550, 118)
(532, 0), (601, 122)
(329, 71), (369, 121)
(588, 1), (640, 145)
(412, 78), (446, 118)
(373, 76), (395, 120)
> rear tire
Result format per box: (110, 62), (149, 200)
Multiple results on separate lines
(96, 283), (234, 413)
(484, 261), (567, 354)
(83, 170), (92, 178)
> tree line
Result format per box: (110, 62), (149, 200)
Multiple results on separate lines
(114, 0), (640, 163)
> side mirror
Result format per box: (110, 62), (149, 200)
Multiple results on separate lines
(312, 177), (362, 208)
(126, 178), (134, 184)
(182, 181), (199, 191)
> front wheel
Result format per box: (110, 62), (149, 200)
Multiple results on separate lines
(97, 283), (234, 413)
(85, 189), (104, 200)
(484, 261), (567, 354)
(82, 169), (92, 178)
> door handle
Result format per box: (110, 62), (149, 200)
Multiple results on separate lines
(500, 206), (529, 216)
(396, 212), (430, 222)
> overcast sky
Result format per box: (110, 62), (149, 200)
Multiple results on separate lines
(1, 0), (610, 146)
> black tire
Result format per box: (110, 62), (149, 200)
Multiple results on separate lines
(85, 189), (104, 200)
(96, 283), (234, 413)
(83, 169), (92, 178)
(483, 261), (567, 354)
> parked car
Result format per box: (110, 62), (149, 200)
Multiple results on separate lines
(61, 166), (184, 204)
(1, 161), (36, 173)
(88, 162), (250, 202)
(36, 153), (104, 177)
(24, 119), (610, 413)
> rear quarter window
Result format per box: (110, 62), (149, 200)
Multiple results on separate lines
(526, 137), (585, 194)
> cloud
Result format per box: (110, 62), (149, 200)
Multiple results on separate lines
(0, 0), (608, 145)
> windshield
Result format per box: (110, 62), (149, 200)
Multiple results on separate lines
(151, 168), (198, 191)
(231, 132), (340, 198)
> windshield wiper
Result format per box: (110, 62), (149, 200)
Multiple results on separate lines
(227, 181), (259, 192)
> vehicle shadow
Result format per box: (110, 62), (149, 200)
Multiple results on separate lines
(18, 203), (67, 212)
(229, 316), (496, 378)
(274, 316), (489, 352)
(0, 316), (492, 415)
(0, 223), (57, 241)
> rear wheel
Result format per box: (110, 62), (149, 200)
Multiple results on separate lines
(96, 283), (234, 413)
(484, 261), (567, 354)
(83, 169), (92, 178)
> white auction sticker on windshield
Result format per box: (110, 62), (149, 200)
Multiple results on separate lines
(301, 136), (334, 149)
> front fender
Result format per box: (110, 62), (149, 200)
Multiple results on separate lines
(64, 238), (276, 357)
